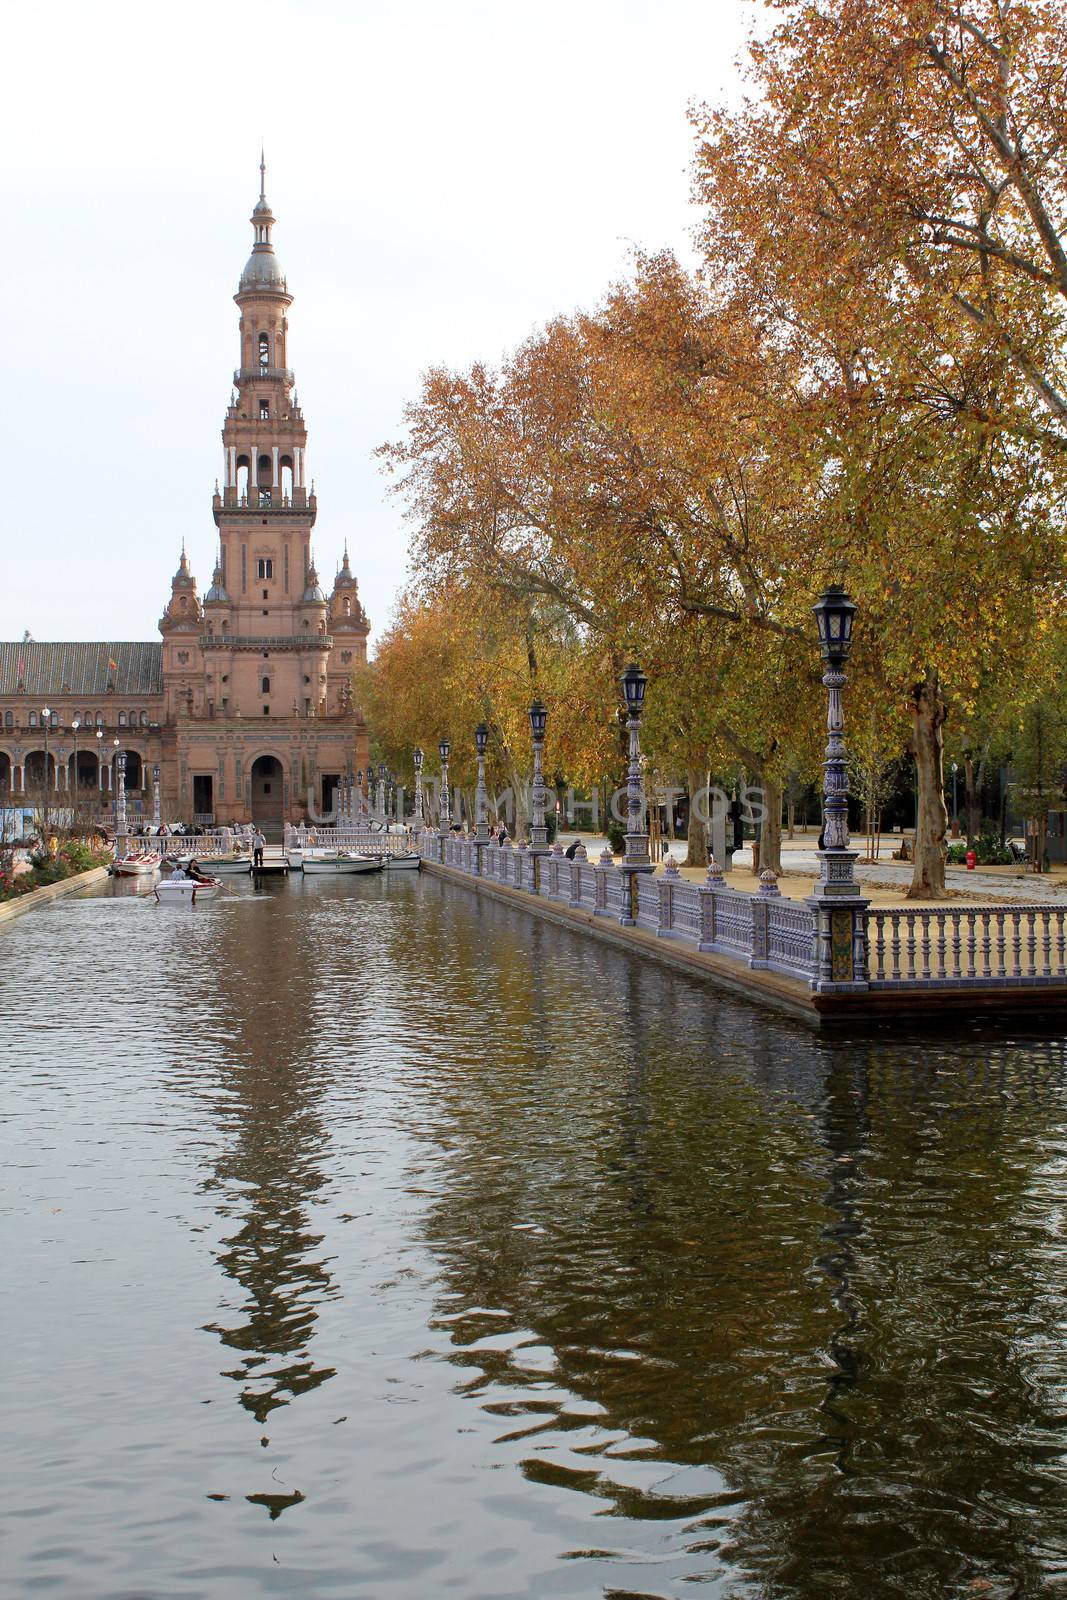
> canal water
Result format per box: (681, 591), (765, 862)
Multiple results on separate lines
(3, 873), (1066, 1600)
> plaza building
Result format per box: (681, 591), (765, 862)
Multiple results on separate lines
(0, 162), (371, 837)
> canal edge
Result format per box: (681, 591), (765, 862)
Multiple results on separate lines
(0, 866), (111, 930)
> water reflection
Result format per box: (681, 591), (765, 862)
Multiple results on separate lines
(3, 870), (1067, 1599)
(408, 884), (1067, 1597)
(195, 884), (338, 1428)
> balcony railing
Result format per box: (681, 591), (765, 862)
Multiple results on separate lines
(198, 634), (332, 652)
(234, 366), (294, 384)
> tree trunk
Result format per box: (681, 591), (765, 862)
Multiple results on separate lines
(908, 666), (948, 898)
(759, 774), (783, 874)
(685, 768), (709, 867)
(506, 760), (530, 842)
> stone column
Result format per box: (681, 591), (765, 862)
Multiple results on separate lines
(115, 752), (128, 857)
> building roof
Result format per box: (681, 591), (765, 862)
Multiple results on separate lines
(0, 642), (163, 697)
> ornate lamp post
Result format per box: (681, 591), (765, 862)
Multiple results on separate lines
(152, 763), (161, 830)
(413, 747), (424, 830)
(377, 761), (387, 821)
(807, 585), (867, 989)
(474, 723), (490, 846)
(950, 760), (959, 835)
(438, 737), (451, 833)
(617, 665), (654, 924)
(355, 769), (364, 820)
(41, 706), (51, 837)
(114, 746), (128, 858)
(95, 728), (103, 802)
(528, 699), (549, 849)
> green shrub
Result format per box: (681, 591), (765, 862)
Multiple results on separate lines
(33, 860), (69, 886)
(607, 822), (626, 855)
(948, 836), (1013, 867)
(61, 841), (98, 871)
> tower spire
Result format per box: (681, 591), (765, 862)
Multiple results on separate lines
(259, 144), (266, 203)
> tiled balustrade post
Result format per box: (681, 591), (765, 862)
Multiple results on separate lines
(594, 845), (613, 917)
(698, 857), (725, 951)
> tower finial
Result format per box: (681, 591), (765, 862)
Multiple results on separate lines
(260, 144), (266, 202)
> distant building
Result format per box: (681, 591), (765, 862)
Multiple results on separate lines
(0, 159), (370, 834)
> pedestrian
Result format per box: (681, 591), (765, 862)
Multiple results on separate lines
(564, 837), (580, 860)
(252, 828), (266, 868)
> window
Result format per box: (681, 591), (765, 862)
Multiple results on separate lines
(3, 710), (11, 729)
(118, 711), (127, 726)
(259, 398), (270, 420)
(262, 589), (268, 600)
(51, 712), (58, 728)
(95, 713), (103, 727)
(261, 677), (270, 694)
(258, 332), (269, 367)
(257, 558), (273, 579)
(29, 711), (37, 728)
(221, 697), (228, 712)
(140, 712), (148, 727)
(262, 705), (270, 717)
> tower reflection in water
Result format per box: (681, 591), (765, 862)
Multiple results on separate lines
(196, 884), (338, 1445)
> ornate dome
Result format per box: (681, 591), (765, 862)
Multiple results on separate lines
(332, 546), (357, 591)
(204, 558), (230, 604)
(171, 546), (195, 590)
(302, 560), (326, 604)
(239, 248), (286, 292)
(238, 151), (288, 294)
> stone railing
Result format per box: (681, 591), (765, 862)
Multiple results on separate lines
(284, 825), (419, 858)
(869, 905), (1067, 987)
(426, 830), (1067, 997)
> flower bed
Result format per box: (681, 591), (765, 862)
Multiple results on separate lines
(0, 841), (111, 904)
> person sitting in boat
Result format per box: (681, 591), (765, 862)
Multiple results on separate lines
(186, 859), (211, 883)
(170, 861), (187, 879)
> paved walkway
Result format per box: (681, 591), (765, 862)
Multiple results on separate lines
(561, 832), (1066, 907)
(729, 845), (1067, 906)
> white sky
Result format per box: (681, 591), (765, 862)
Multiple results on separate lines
(0, 0), (749, 649)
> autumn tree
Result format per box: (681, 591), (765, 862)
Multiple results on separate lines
(692, 0), (1067, 893)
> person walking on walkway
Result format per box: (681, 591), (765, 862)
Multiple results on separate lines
(252, 828), (266, 869)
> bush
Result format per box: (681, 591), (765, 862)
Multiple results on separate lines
(545, 813), (558, 844)
(947, 835), (1013, 867)
(607, 822), (626, 855)
(61, 841), (98, 871)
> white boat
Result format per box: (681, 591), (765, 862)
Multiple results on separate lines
(113, 853), (161, 876)
(384, 852), (420, 870)
(201, 854), (252, 875)
(153, 876), (222, 904)
(299, 850), (382, 875)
